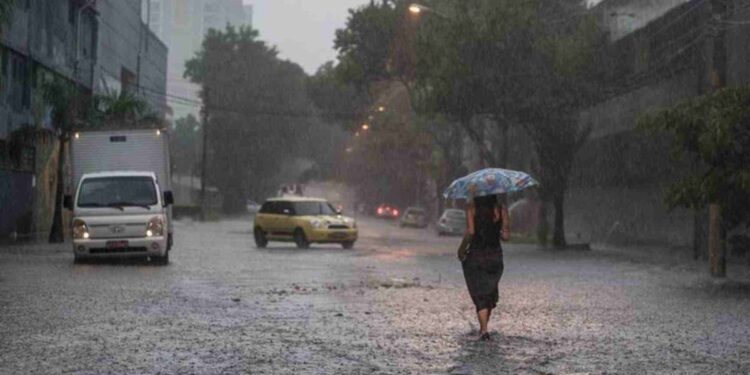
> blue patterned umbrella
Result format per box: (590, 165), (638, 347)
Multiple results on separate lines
(443, 168), (538, 200)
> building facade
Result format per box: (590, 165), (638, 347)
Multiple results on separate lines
(0, 0), (168, 240)
(568, 0), (750, 253)
(146, 0), (253, 119)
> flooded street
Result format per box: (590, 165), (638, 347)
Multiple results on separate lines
(0, 218), (749, 374)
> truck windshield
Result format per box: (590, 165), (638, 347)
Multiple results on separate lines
(78, 176), (157, 208)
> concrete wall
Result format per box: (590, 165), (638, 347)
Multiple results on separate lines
(0, 170), (33, 237)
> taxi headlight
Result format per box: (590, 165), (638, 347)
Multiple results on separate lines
(73, 219), (89, 239)
(146, 216), (164, 237)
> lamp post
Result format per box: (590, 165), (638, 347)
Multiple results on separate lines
(408, 3), (448, 19)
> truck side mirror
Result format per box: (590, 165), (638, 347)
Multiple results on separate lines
(63, 195), (73, 210)
(163, 191), (174, 206)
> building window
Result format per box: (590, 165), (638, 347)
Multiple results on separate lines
(8, 52), (29, 111)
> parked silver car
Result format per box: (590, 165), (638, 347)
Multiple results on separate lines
(436, 209), (466, 236)
(399, 207), (427, 228)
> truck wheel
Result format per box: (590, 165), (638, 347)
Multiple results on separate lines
(154, 251), (169, 265)
(294, 228), (310, 249)
(167, 233), (173, 251)
(254, 227), (268, 248)
(341, 241), (355, 249)
(73, 254), (85, 264)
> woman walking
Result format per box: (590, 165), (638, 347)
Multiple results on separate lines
(462, 193), (510, 341)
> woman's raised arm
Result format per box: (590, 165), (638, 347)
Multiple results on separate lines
(500, 205), (510, 241)
(466, 206), (475, 236)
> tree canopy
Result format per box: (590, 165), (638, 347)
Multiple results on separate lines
(638, 87), (750, 229)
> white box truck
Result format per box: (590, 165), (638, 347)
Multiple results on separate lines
(64, 129), (174, 264)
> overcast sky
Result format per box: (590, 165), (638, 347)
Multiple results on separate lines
(245, 0), (372, 75)
(245, 0), (606, 75)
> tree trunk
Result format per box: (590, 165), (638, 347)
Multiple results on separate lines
(552, 191), (566, 249)
(536, 201), (549, 247)
(48, 136), (66, 243)
(693, 208), (708, 261)
(708, 203), (726, 278)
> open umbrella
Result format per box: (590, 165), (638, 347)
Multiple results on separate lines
(443, 168), (538, 200)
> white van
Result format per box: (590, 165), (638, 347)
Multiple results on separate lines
(65, 130), (174, 264)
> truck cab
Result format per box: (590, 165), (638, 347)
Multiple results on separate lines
(66, 171), (173, 263)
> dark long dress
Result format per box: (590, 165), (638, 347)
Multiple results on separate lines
(462, 198), (504, 312)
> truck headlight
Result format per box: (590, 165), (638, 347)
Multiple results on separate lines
(146, 216), (164, 237)
(310, 219), (324, 229)
(73, 219), (89, 239)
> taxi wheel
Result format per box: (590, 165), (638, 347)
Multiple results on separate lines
(254, 227), (268, 248)
(341, 241), (354, 249)
(294, 228), (310, 249)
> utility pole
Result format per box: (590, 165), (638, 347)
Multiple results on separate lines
(708, 0), (728, 278)
(200, 88), (210, 221)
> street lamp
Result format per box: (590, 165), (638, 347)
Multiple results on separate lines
(408, 3), (447, 18)
(409, 4), (426, 14)
(362, 124), (370, 131)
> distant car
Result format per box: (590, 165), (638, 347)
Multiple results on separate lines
(400, 207), (427, 228)
(375, 204), (400, 219)
(436, 209), (466, 236)
(253, 197), (358, 249)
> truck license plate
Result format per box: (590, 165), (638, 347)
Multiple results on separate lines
(106, 240), (129, 249)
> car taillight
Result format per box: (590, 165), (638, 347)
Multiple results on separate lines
(377, 208), (384, 214)
(393, 209), (399, 216)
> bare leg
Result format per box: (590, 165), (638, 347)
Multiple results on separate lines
(477, 308), (490, 335)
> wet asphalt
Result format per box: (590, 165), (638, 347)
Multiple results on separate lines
(1, 217), (750, 374)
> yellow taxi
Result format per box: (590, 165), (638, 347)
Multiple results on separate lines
(253, 197), (358, 249)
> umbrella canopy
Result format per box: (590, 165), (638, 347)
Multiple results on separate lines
(443, 168), (538, 200)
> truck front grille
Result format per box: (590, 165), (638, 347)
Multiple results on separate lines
(90, 247), (148, 254)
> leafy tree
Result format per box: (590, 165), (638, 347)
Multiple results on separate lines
(306, 61), (369, 130)
(185, 25), (322, 211)
(44, 80), (89, 242)
(171, 115), (201, 176)
(413, 0), (608, 247)
(334, 0), (403, 89)
(639, 87), (750, 277)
